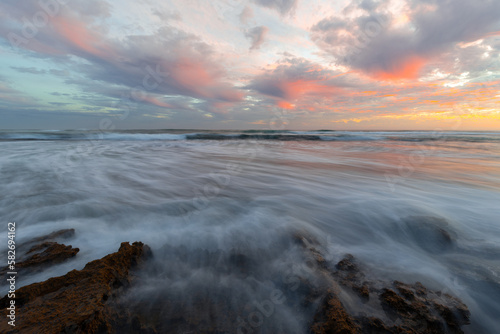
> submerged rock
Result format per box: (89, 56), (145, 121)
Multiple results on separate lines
(0, 229), (79, 276)
(310, 289), (359, 334)
(0, 241), (152, 334)
(290, 231), (470, 334)
(401, 216), (457, 254)
(17, 242), (79, 270)
(305, 248), (470, 334)
(19, 228), (76, 247)
(0, 229), (470, 334)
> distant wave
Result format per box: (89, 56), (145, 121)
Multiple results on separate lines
(1, 130), (499, 143)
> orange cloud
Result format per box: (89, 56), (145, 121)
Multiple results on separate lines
(285, 80), (339, 98)
(370, 56), (426, 80)
(277, 101), (294, 109)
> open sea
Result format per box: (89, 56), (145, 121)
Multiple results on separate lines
(1, 129), (499, 333)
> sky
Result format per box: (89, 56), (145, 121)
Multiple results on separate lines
(0, 0), (500, 130)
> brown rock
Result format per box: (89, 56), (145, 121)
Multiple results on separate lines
(310, 290), (360, 334)
(17, 228), (76, 256)
(375, 280), (471, 334)
(293, 234), (471, 334)
(1, 229), (79, 276)
(0, 241), (152, 334)
(18, 242), (79, 269)
(336, 254), (358, 272)
(22, 228), (75, 245)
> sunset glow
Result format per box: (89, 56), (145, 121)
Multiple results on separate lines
(1, 0), (499, 130)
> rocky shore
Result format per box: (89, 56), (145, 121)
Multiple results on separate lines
(1, 230), (471, 333)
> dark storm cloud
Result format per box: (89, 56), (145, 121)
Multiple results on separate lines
(311, 0), (500, 79)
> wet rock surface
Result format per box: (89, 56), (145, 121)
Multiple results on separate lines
(300, 240), (470, 334)
(0, 229), (79, 276)
(19, 228), (76, 248)
(0, 241), (152, 334)
(0, 231), (470, 334)
(401, 216), (457, 254)
(18, 242), (79, 270)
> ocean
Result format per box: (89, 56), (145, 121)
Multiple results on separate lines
(1, 129), (499, 333)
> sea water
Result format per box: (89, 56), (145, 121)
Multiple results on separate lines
(1, 130), (499, 333)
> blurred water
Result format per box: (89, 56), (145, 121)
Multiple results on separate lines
(0, 130), (499, 333)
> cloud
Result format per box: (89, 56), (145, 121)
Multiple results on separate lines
(311, 0), (500, 80)
(239, 6), (254, 24)
(0, 78), (38, 107)
(248, 56), (344, 108)
(151, 8), (181, 21)
(49, 69), (70, 77)
(0, 0), (244, 114)
(251, 0), (298, 15)
(245, 26), (269, 50)
(10, 67), (46, 74)
(51, 14), (114, 59)
(1, 0), (499, 129)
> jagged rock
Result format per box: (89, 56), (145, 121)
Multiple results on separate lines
(22, 228), (75, 245)
(336, 256), (470, 334)
(292, 234), (471, 334)
(310, 289), (360, 334)
(0, 229), (471, 334)
(0, 229), (79, 276)
(18, 242), (79, 270)
(17, 228), (76, 255)
(0, 242), (152, 334)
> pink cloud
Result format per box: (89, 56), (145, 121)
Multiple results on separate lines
(169, 57), (244, 103)
(140, 95), (174, 109)
(51, 15), (113, 58)
(249, 57), (343, 107)
(368, 55), (426, 81)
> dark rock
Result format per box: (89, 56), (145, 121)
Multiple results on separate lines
(402, 216), (456, 253)
(0, 229), (471, 334)
(18, 242), (79, 270)
(310, 290), (360, 334)
(0, 229), (79, 276)
(294, 236), (471, 334)
(18, 228), (76, 252)
(336, 254), (357, 272)
(0, 242), (152, 334)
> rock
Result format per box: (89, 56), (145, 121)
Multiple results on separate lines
(0, 242), (152, 334)
(292, 234), (471, 334)
(17, 228), (76, 254)
(23, 228), (75, 244)
(402, 216), (456, 254)
(0, 229), (79, 276)
(0, 229), (471, 334)
(310, 289), (360, 334)
(17, 242), (79, 270)
(373, 280), (471, 334)
(334, 254), (371, 300)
